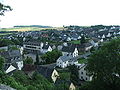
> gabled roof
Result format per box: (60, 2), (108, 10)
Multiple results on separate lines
(58, 55), (79, 62)
(62, 44), (77, 53)
(4, 63), (18, 74)
(0, 50), (22, 63)
(36, 65), (54, 78)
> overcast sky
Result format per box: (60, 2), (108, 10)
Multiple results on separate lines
(0, 0), (120, 28)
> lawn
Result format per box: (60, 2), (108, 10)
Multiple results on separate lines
(78, 58), (87, 64)
(70, 40), (80, 44)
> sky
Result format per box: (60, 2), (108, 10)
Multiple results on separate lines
(0, 0), (120, 28)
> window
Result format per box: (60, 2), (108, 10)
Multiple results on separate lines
(81, 76), (83, 79)
(81, 72), (83, 74)
(86, 77), (87, 80)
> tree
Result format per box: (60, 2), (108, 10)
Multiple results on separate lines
(26, 85), (37, 90)
(86, 38), (120, 90)
(0, 56), (5, 70)
(32, 72), (54, 90)
(68, 65), (80, 86)
(0, 2), (12, 16)
(81, 36), (86, 44)
(12, 70), (29, 85)
(41, 49), (62, 64)
(24, 56), (33, 64)
(34, 53), (39, 65)
(0, 39), (15, 47)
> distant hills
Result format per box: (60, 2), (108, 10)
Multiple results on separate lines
(14, 25), (52, 28)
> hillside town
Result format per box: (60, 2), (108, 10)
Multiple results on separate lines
(0, 25), (120, 90)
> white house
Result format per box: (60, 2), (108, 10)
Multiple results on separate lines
(41, 45), (53, 54)
(90, 40), (98, 47)
(106, 33), (111, 37)
(23, 41), (43, 54)
(76, 64), (92, 81)
(62, 46), (79, 57)
(56, 55), (79, 68)
(67, 37), (72, 41)
(102, 34), (105, 39)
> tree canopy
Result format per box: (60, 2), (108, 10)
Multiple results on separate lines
(86, 38), (120, 90)
(0, 56), (5, 70)
(41, 49), (62, 64)
(68, 65), (80, 86)
(0, 2), (12, 16)
(24, 56), (33, 64)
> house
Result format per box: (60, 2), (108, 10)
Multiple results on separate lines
(102, 34), (105, 39)
(55, 79), (76, 90)
(36, 63), (59, 83)
(84, 43), (93, 52)
(67, 37), (72, 41)
(61, 45), (79, 57)
(76, 64), (92, 81)
(89, 38), (99, 47)
(0, 50), (23, 74)
(69, 83), (76, 90)
(56, 55), (79, 68)
(4, 63), (17, 74)
(23, 41), (43, 54)
(41, 44), (53, 54)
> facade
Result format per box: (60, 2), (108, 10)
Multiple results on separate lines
(23, 41), (43, 54)
(23, 41), (53, 54)
(56, 55), (79, 68)
(76, 64), (92, 81)
(62, 46), (79, 57)
(69, 83), (76, 90)
(41, 45), (53, 54)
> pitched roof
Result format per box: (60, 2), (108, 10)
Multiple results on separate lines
(62, 44), (78, 52)
(36, 63), (56, 78)
(58, 55), (79, 62)
(0, 50), (21, 63)
(36, 65), (54, 78)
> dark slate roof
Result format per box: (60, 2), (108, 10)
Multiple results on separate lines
(36, 65), (54, 78)
(92, 38), (100, 42)
(0, 50), (21, 63)
(84, 43), (92, 47)
(62, 45), (76, 53)
(58, 55), (79, 62)
(9, 50), (21, 57)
